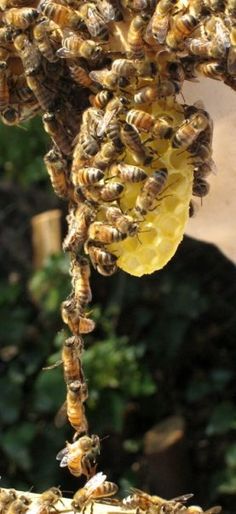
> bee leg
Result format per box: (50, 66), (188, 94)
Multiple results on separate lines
(42, 359), (62, 370)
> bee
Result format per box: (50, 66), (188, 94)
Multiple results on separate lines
(134, 85), (158, 104)
(61, 296), (95, 335)
(71, 256), (92, 309)
(151, 0), (176, 44)
(3, 7), (38, 29)
(0, 26), (16, 46)
(89, 69), (129, 91)
(69, 63), (94, 89)
(66, 380), (88, 433)
(0, 489), (17, 513)
(62, 335), (84, 385)
(166, 14), (199, 49)
(9, 74), (35, 104)
(90, 90), (113, 109)
(93, 141), (119, 170)
(58, 36), (103, 61)
(33, 20), (58, 63)
(1, 106), (21, 126)
(188, 38), (224, 59)
(135, 168), (169, 215)
(192, 177), (210, 198)
(72, 167), (104, 187)
(30, 488), (63, 514)
(72, 472), (118, 511)
(115, 162), (147, 182)
(63, 203), (96, 253)
(7, 496), (31, 514)
(227, 26), (236, 75)
(121, 122), (153, 165)
(106, 206), (139, 237)
(26, 70), (55, 111)
(77, 132), (100, 160)
(194, 61), (225, 80)
(40, 1), (83, 30)
(81, 182), (124, 203)
(111, 58), (136, 78)
(226, 0), (236, 15)
(153, 116), (174, 139)
(96, 97), (127, 138)
(85, 242), (117, 276)
(126, 109), (154, 132)
(105, 119), (124, 151)
(172, 113), (209, 150)
(96, 0), (123, 21)
(121, 489), (193, 513)
(13, 33), (41, 76)
(88, 222), (126, 244)
(44, 147), (70, 199)
(0, 61), (10, 112)
(79, 3), (109, 40)
(56, 434), (100, 478)
(43, 112), (72, 157)
(127, 14), (149, 59)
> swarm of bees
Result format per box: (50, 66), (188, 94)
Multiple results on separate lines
(0, 478), (223, 514)
(1, 0), (234, 507)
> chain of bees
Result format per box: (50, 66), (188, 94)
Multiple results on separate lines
(1, 0), (235, 510)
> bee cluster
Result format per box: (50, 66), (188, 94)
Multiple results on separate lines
(0, 474), (223, 514)
(0, 0), (235, 501)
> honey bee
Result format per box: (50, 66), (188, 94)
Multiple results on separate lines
(3, 7), (38, 29)
(127, 14), (149, 59)
(30, 488), (63, 514)
(44, 147), (70, 199)
(72, 472), (118, 511)
(58, 36), (104, 61)
(72, 167), (104, 187)
(79, 3), (109, 40)
(40, 1), (83, 30)
(56, 434), (100, 478)
(151, 0), (176, 44)
(172, 113), (209, 150)
(33, 20), (58, 63)
(90, 90), (113, 109)
(66, 380), (88, 433)
(166, 14), (199, 49)
(13, 33), (41, 76)
(26, 72), (56, 112)
(62, 335), (84, 385)
(0, 489), (17, 513)
(78, 132), (100, 160)
(96, 97), (127, 138)
(43, 112), (72, 156)
(126, 109), (154, 132)
(63, 203), (96, 253)
(69, 63), (94, 89)
(134, 85), (158, 104)
(81, 182), (124, 204)
(7, 496), (31, 514)
(71, 256), (92, 309)
(121, 122), (153, 165)
(1, 106), (21, 126)
(62, 296), (95, 335)
(96, 0), (123, 21)
(121, 488), (193, 513)
(192, 177), (210, 198)
(135, 168), (168, 215)
(115, 162), (147, 182)
(88, 222), (126, 244)
(0, 61), (10, 112)
(194, 61), (225, 80)
(111, 58), (136, 78)
(93, 141), (119, 170)
(90, 69), (129, 91)
(153, 116), (174, 139)
(227, 26), (236, 75)
(106, 206), (139, 237)
(226, 0), (236, 15)
(85, 242), (117, 276)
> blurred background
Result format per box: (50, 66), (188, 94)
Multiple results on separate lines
(0, 118), (236, 514)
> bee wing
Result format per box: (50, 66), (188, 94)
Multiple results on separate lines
(84, 472), (107, 491)
(56, 47), (72, 59)
(96, 109), (117, 137)
(97, 0), (116, 21)
(152, 16), (169, 44)
(86, 7), (104, 37)
(54, 400), (67, 428)
(215, 21), (230, 49)
(89, 69), (106, 85)
(204, 508), (222, 514)
(56, 446), (68, 462)
(170, 493), (193, 503)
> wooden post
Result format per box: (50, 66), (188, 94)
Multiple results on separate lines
(31, 209), (62, 269)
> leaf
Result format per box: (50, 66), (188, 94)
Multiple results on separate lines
(206, 402), (236, 436)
